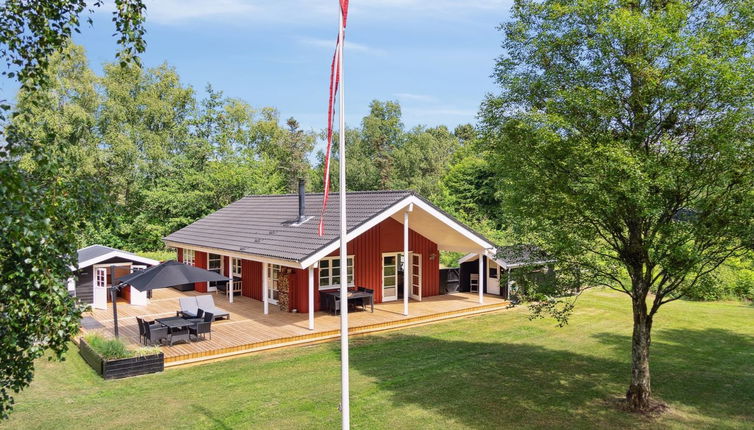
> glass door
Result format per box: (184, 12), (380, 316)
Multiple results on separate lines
(267, 264), (280, 304)
(207, 253), (222, 292)
(382, 253), (404, 302)
(410, 253), (422, 301)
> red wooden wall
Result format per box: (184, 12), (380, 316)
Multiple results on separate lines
(174, 214), (441, 314)
(291, 216), (440, 313)
(194, 251), (207, 292)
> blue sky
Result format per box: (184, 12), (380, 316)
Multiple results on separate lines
(5, 0), (514, 132)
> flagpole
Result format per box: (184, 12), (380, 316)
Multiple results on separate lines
(337, 8), (350, 430)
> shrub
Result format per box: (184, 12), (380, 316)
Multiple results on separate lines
(83, 334), (131, 360)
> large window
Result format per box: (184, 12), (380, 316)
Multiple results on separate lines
(183, 249), (195, 266)
(318, 256), (354, 289)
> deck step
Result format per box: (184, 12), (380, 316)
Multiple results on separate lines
(164, 301), (509, 367)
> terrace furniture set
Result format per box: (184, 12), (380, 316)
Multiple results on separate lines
(320, 287), (374, 315)
(136, 295), (228, 346)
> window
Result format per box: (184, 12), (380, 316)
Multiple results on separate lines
(318, 256), (354, 289)
(208, 254), (221, 272)
(232, 257), (242, 277)
(267, 264), (280, 302)
(489, 267), (498, 279)
(183, 249), (195, 266)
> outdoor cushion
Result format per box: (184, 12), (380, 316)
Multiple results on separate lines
(179, 297), (199, 318)
(196, 295), (229, 320)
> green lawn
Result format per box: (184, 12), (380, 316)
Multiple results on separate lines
(6, 289), (753, 429)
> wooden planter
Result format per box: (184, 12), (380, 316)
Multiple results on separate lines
(79, 338), (164, 379)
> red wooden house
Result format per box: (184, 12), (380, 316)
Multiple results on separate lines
(164, 189), (494, 330)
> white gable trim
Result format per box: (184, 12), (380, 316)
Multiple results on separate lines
(300, 195), (494, 269)
(77, 251), (159, 270)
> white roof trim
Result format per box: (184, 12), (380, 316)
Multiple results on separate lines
(458, 252), (555, 270)
(77, 251), (159, 270)
(300, 195), (494, 269)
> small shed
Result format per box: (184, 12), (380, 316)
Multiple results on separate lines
(458, 245), (556, 299)
(71, 245), (159, 309)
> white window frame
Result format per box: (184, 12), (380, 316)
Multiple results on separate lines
(232, 257), (242, 278)
(207, 254), (223, 292)
(318, 255), (354, 290)
(183, 249), (195, 266)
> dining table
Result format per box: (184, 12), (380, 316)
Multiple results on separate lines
(155, 317), (203, 345)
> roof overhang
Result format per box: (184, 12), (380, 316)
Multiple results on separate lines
(163, 240), (305, 269)
(300, 195), (495, 268)
(77, 251), (160, 270)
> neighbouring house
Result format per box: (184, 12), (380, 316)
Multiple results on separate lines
(71, 245), (159, 309)
(163, 187), (500, 327)
(458, 244), (556, 299)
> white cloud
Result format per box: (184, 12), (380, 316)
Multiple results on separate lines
(394, 92), (437, 102)
(299, 37), (385, 55)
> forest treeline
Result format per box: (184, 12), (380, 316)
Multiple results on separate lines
(11, 44), (506, 253)
(11, 44), (753, 300)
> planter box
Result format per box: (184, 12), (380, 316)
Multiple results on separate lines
(79, 338), (164, 379)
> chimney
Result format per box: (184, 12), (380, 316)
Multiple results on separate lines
(298, 178), (306, 223)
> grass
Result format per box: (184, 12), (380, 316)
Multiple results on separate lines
(5, 289), (753, 429)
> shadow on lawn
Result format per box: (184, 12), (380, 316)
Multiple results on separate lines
(344, 328), (753, 429)
(593, 328), (754, 420)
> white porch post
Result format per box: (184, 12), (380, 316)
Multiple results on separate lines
(262, 262), (269, 315)
(478, 253), (484, 304)
(308, 265), (315, 330)
(403, 209), (410, 316)
(229, 257), (234, 304)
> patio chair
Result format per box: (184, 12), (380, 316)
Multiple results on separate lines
(196, 295), (230, 320)
(203, 311), (214, 323)
(195, 308), (205, 320)
(178, 297), (199, 318)
(189, 320), (212, 341)
(145, 323), (168, 346)
(136, 317), (146, 344)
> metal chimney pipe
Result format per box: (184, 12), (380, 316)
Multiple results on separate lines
(298, 178), (306, 223)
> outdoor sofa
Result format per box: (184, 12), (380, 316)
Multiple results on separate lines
(178, 295), (230, 320)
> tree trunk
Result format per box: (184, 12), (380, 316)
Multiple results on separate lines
(626, 302), (653, 411)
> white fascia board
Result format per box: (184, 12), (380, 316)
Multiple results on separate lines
(458, 253), (478, 264)
(300, 195), (494, 269)
(77, 251), (159, 270)
(164, 240), (305, 269)
(410, 197), (495, 250)
(299, 197), (416, 269)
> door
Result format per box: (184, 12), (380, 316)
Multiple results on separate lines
(129, 265), (149, 306)
(487, 259), (501, 295)
(410, 253), (422, 301)
(267, 264), (280, 304)
(93, 267), (107, 310)
(382, 253), (400, 302)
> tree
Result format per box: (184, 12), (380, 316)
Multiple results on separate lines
(361, 100), (404, 188)
(0, 0), (146, 418)
(481, 0), (754, 412)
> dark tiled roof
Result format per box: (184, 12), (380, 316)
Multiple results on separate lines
(495, 244), (555, 267)
(77, 245), (135, 265)
(164, 191), (414, 263)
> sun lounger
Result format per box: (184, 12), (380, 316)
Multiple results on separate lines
(196, 295), (230, 320)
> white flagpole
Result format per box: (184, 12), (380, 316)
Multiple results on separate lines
(337, 8), (350, 430)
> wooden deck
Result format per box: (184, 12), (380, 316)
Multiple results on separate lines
(81, 289), (509, 367)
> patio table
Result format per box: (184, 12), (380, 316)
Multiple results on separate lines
(156, 317), (201, 345)
(325, 290), (374, 314)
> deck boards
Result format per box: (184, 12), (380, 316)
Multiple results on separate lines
(82, 289), (509, 366)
